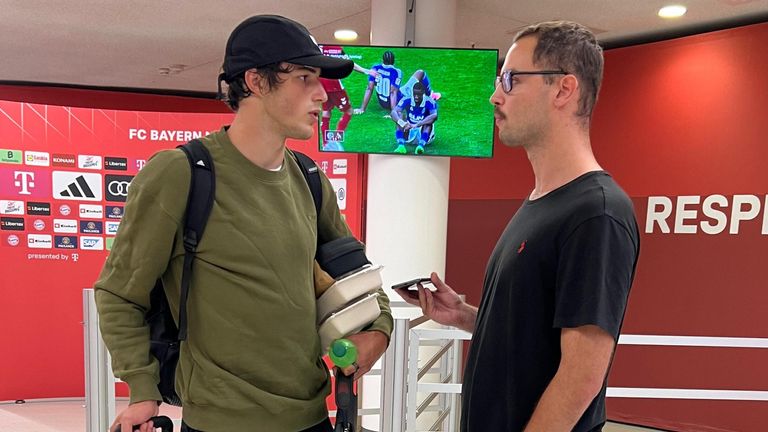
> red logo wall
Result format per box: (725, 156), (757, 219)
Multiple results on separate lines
(0, 101), (362, 401)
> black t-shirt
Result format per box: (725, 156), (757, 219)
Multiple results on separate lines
(460, 171), (640, 432)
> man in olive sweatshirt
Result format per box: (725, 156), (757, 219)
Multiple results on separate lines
(95, 15), (393, 432)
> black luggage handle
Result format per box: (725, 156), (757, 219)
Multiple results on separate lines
(114, 415), (174, 432)
(334, 373), (357, 432)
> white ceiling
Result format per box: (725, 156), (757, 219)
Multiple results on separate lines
(1, 0), (767, 94)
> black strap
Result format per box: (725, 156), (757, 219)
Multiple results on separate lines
(292, 150), (323, 219)
(176, 139), (215, 341)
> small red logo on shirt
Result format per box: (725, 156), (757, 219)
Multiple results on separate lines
(517, 241), (526, 254)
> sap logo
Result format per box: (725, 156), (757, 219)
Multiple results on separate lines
(0, 200), (24, 215)
(105, 175), (134, 202)
(53, 219), (78, 234)
(106, 205), (124, 219)
(79, 204), (104, 219)
(106, 221), (120, 236)
(646, 195), (768, 235)
(328, 178), (347, 210)
(80, 220), (103, 234)
(332, 159), (348, 175)
(24, 151), (50, 167)
(80, 236), (104, 250)
(52, 171), (102, 201)
(55, 235), (77, 249)
(28, 234), (53, 249)
(78, 155), (102, 170)
(26, 202), (51, 216)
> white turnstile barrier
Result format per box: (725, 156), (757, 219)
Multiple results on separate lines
(83, 288), (116, 432)
(406, 326), (470, 431)
(84, 289), (182, 431)
(84, 291), (467, 431)
(379, 306), (470, 432)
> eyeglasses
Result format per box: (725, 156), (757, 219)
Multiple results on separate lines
(495, 70), (567, 93)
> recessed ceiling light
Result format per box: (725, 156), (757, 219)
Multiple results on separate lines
(658, 5), (687, 18)
(334, 29), (358, 41)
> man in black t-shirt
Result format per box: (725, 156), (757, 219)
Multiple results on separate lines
(394, 21), (640, 431)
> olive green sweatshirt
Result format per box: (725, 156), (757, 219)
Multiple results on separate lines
(94, 129), (392, 431)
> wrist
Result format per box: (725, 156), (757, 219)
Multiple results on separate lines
(457, 302), (477, 332)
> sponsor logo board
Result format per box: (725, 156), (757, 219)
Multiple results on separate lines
(52, 171), (102, 201)
(24, 151), (50, 166)
(79, 204), (103, 219)
(105, 175), (134, 202)
(1, 200), (24, 215)
(28, 234), (53, 249)
(80, 236), (104, 250)
(105, 157), (128, 171)
(53, 219), (77, 234)
(78, 155), (102, 170)
(26, 202), (51, 216)
(1, 216), (24, 231)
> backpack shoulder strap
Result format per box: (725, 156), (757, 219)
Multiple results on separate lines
(176, 139), (215, 341)
(291, 150), (323, 218)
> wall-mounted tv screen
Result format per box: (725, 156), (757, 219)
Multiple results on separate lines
(318, 44), (498, 158)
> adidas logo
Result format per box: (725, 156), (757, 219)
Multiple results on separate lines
(59, 175), (96, 198)
(196, 160), (206, 167)
(52, 171), (102, 201)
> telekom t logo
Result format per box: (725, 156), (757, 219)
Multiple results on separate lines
(14, 171), (35, 195)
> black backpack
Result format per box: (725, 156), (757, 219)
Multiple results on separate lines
(145, 139), (323, 406)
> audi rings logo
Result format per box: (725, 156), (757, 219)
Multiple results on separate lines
(105, 175), (134, 202)
(109, 181), (130, 195)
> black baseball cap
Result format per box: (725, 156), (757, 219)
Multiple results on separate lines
(221, 15), (354, 82)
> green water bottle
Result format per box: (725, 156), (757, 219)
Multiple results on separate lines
(329, 338), (358, 368)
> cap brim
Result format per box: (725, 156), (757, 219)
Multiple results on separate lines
(291, 54), (354, 79)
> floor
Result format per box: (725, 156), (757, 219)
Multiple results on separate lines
(0, 399), (662, 432)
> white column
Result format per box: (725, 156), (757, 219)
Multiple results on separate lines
(366, 1), (457, 431)
(414, 0), (457, 48)
(366, 0), (455, 302)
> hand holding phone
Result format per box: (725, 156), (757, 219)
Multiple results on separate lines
(391, 277), (433, 291)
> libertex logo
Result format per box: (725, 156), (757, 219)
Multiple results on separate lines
(52, 171), (102, 202)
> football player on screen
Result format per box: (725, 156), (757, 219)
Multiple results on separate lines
(354, 50), (402, 114)
(399, 69), (441, 102)
(390, 81), (438, 154)
(320, 45), (377, 151)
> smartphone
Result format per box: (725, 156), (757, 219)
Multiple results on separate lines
(391, 277), (433, 291)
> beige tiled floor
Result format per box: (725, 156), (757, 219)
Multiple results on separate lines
(0, 399), (662, 432)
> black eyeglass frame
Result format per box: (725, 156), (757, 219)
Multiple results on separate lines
(495, 70), (568, 93)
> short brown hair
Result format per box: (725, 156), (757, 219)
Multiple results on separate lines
(514, 21), (603, 123)
(223, 62), (294, 111)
